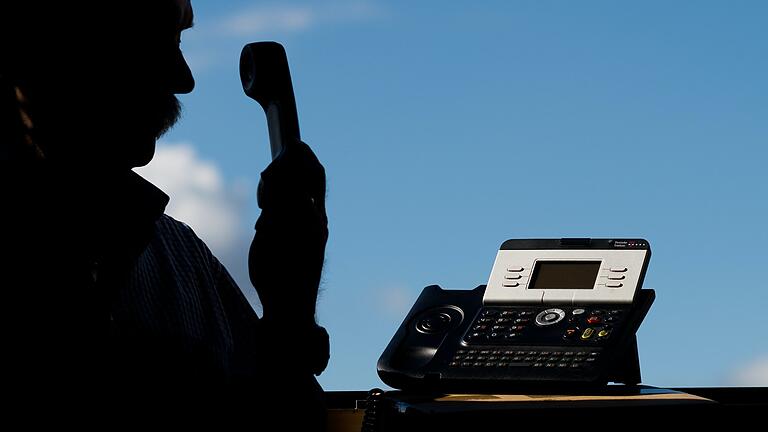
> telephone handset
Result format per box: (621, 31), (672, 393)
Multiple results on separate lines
(240, 41), (300, 160)
(378, 238), (655, 391)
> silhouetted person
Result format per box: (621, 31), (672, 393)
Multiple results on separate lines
(0, 0), (329, 425)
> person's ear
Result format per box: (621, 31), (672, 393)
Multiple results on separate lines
(1, 73), (27, 161)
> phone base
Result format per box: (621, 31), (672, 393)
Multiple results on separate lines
(378, 285), (654, 392)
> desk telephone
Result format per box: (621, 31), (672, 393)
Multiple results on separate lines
(378, 238), (654, 391)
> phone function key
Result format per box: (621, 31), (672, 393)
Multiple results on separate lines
(572, 308), (586, 315)
(608, 274), (626, 280)
(502, 282), (520, 287)
(563, 328), (579, 339)
(606, 282), (623, 288)
(507, 267), (524, 272)
(586, 316), (603, 325)
(610, 267), (628, 272)
(504, 274), (522, 280)
(580, 328), (595, 340)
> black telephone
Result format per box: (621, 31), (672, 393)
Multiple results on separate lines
(377, 238), (654, 392)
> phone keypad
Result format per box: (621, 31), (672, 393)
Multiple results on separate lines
(463, 306), (627, 346)
(449, 349), (599, 369)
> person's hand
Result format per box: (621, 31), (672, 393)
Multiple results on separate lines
(248, 140), (328, 326)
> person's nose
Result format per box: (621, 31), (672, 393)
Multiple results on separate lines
(171, 47), (195, 94)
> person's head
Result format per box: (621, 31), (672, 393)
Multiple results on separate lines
(1, 0), (195, 171)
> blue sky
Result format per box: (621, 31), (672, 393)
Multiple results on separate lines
(139, 0), (768, 390)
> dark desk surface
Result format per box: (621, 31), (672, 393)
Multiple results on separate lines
(326, 387), (766, 431)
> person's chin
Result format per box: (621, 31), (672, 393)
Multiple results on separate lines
(106, 133), (157, 169)
(127, 137), (157, 168)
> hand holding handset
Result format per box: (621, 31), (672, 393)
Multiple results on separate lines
(240, 42), (325, 212)
(240, 42), (329, 378)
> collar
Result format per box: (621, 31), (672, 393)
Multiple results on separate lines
(120, 170), (170, 226)
(1, 163), (171, 266)
(1, 163), (170, 231)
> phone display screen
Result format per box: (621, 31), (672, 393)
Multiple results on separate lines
(528, 261), (601, 289)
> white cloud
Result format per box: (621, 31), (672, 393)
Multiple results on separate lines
(215, 0), (383, 37)
(374, 285), (416, 318)
(223, 5), (314, 35)
(728, 356), (768, 386)
(134, 142), (249, 255)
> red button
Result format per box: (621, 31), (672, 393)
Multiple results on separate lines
(564, 328), (578, 339)
(586, 316), (602, 325)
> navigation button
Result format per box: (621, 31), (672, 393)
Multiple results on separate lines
(535, 308), (566, 326)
